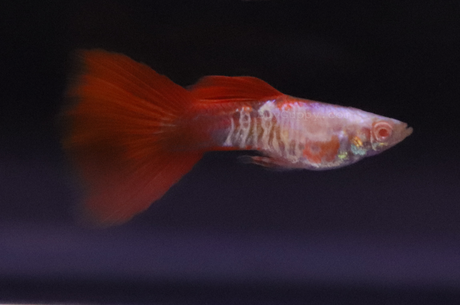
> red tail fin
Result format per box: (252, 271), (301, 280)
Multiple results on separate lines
(62, 50), (202, 225)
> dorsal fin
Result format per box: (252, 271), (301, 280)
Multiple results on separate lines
(189, 75), (283, 102)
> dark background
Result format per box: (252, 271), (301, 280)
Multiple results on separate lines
(1, 0), (460, 304)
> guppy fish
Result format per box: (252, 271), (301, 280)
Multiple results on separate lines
(62, 50), (412, 224)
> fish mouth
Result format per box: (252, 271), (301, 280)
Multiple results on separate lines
(402, 123), (413, 138)
(394, 123), (413, 144)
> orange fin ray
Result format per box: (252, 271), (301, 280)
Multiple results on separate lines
(62, 50), (202, 225)
(189, 75), (283, 102)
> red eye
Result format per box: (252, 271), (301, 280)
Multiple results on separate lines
(373, 121), (392, 142)
(378, 128), (389, 138)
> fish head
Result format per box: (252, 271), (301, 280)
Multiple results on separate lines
(368, 117), (413, 156)
(346, 116), (413, 159)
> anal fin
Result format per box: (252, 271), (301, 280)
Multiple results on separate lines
(239, 155), (293, 170)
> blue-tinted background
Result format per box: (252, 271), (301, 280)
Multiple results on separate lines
(1, 0), (460, 304)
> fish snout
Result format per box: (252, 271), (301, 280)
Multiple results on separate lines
(394, 122), (413, 145)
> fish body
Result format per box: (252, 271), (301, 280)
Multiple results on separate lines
(187, 96), (412, 170)
(62, 50), (412, 224)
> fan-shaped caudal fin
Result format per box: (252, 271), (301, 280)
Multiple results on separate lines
(62, 50), (202, 225)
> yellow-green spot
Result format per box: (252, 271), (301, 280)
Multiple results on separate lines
(338, 151), (348, 159)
